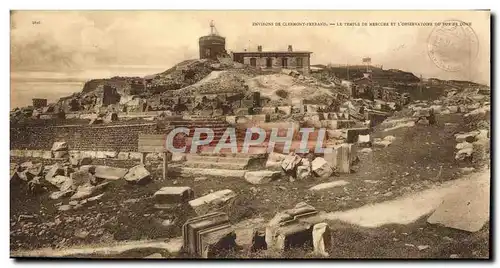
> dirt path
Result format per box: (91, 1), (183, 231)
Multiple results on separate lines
(322, 167), (490, 228)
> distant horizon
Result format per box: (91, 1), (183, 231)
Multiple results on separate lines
(11, 10), (490, 86)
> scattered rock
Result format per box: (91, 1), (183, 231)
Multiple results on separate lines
(154, 186), (194, 206)
(312, 222), (331, 257)
(309, 180), (349, 191)
(250, 229), (267, 252)
(384, 135), (396, 142)
(449, 254), (460, 258)
(194, 176), (208, 182)
(88, 165), (128, 180)
(244, 171), (281, 185)
(124, 165), (151, 184)
(296, 165), (312, 180)
(311, 157), (334, 178)
(57, 205), (71, 211)
(161, 219), (174, 227)
(51, 142), (68, 152)
(359, 148), (372, 154)
(456, 142), (473, 150)
(455, 147), (474, 161)
(188, 189), (237, 215)
(87, 193), (105, 202)
(70, 170), (96, 187)
(144, 253), (163, 259)
(383, 192), (393, 197)
(281, 153), (302, 172)
(418, 245), (430, 251)
(74, 229), (89, 239)
(373, 139), (392, 148)
(49, 190), (74, 200)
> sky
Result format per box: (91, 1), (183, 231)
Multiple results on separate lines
(10, 10), (490, 84)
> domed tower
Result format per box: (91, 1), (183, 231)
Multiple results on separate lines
(199, 21), (226, 60)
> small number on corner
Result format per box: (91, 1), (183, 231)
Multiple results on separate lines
(32, 21), (40, 25)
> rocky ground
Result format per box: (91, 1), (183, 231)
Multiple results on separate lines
(10, 102), (490, 259)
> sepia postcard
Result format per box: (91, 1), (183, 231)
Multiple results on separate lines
(10, 10), (491, 259)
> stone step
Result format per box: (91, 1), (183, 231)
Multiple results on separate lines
(198, 145), (268, 154)
(183, 160), (248, 170)
(168, 166), (247, 178)
(185, 154), (251, 164)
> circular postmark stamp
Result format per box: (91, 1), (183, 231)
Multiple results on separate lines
(427, 19), (479, 72)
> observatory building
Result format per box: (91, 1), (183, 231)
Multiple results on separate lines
(232, 45), (312, 74)
(199, 21), (227, 60)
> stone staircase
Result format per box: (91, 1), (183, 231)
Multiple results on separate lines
(167, 116), (267, 178)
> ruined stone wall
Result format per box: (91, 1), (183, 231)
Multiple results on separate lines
(10, 123), (165, 152)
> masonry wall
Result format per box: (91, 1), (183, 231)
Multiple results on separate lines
(10, 123), (166, 152)
(242, 55), (310, 74)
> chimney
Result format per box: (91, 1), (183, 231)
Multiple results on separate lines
(257, 45), (262, 52)
(288, 45), (293, 52)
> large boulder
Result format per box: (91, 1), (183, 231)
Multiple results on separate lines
(245, 171), (281, 185)
(124, 165), (151, 184)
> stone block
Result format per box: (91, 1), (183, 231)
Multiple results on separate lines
(129, 152), (144, 160)
(427, 176), (489, 232)
(311, 157), (334, 178)
(31, 150), (43, 158)
(182, 212), (236, 258)
(70, 170), (96, 187)
(51, 142), (68, 152)
(189, 189), (237, 216)
(124, 165), (151, 184)
(171, 153), (186, 162)
(53, 151), (69, 159)
(42, 151), (52, 159)
(265, 202), (319, 251)
(277, 106), (292, 115)
(117, 152), (130, 160)
(81, 151), (97, 159)
(154, 186), (194, 206)
(312, 223), (331, 257)
(95, 151), (107, 159)
(261, 107), (277, 114)
(296, 165), (312, 180)
(88, 165), (128, 180)
(309, 180), (349, 191)
(244, 171), (281, 185)
(346, 128), (370, 144)
(281, 153), (302, 173)
(103, 151), (117, 158)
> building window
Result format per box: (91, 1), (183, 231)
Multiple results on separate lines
(250, 58), (257, 67)
(266, 58), (272, 68)
(297, 57), (303, 68)
(282, 58), (288, 68)
(205, 48), (211, 57)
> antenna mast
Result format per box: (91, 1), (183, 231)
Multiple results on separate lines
(210, 20), (219, 36)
